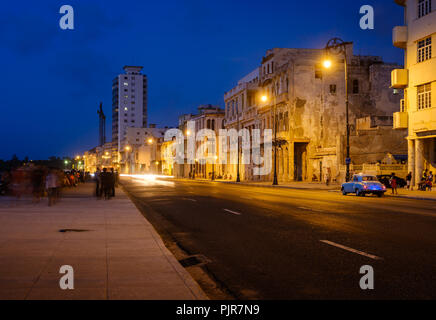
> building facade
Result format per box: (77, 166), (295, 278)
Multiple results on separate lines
(392, 0), (436, 186)
(224, 45), (405, 183)
(112, 66), (148, 161)
(122, 125), (166, 174)
(174, 105), (225, 179)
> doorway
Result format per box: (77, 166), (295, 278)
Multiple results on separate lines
(294, 142), (308, 181)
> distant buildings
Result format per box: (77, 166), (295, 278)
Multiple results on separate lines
(392, 0), (436, 186)
(175, 105), (225, 179)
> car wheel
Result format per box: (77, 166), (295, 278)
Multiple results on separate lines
(355, 189), (360, 196)
(342, 188), (347, 195)
(377, 193), (383, 198)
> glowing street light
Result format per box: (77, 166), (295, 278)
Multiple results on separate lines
(125, 146), (131, 152)
(148, 138), (154, 144)
(323, 59), (332, 69)
(261, 95), (268, 103)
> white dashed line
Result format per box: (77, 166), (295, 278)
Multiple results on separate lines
(320, 240), (383, 260)
(182, 198), (197, 202)
(224, 209), (242, 216)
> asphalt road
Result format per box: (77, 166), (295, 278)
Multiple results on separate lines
(121, 176), (436, 300)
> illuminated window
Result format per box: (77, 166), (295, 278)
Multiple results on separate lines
(417, 83), (432, 110)
(417, 37), (432, 63)
(123, 82), (128, 86)
(124, 107), (128, 111)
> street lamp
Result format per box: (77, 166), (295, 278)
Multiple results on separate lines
(125, 145), (131, 174)
(261, 88), (279, 185)
(323, 37), (353, 182)
(212, 155), (218, 181)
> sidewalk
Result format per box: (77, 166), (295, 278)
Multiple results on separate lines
(387, 189), (436, 201)
(173, 177), (340, 190)
(0, 183), (207, 300)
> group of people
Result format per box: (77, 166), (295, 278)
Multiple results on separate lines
(94, 167), (119, 200)
(417, 170), (433, 191)
(0, 165), (90, 206)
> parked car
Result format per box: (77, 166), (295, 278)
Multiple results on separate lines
(377, 175), (407, 189)
(342, 174), (387, 197)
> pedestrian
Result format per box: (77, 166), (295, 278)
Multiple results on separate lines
(100, 168), (112, 200)
(406, 172), (412, 190)
(427, 171), (433, 192)
(389, 173), (398, 195)
(95, 168), (102, 198)
(31, 166), (45, 203)
(110, 168), (116, 197)
(45, 169), (59, 206)
(325, 168), (331, 186)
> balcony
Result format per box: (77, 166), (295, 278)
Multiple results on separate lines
(393, 112), (408, 129)
(391, 69), (408, 89)
(393, 26), (407, 49)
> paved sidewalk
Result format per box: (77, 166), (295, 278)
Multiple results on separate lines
(387, 189), (436, 201)
(0, 183), (207, 300)
(173, 178), (340, 190)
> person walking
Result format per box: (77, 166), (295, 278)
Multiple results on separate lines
(110, 168), (116, 197)
(45, 169), (59, 207)
(95, 168), (102, 198)
(406, 172), (412, 190)
(427, 171), (433, 192)
(100, 168), (112, 200)
(389, 173), (398, 195)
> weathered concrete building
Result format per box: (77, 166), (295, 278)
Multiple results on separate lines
(223, 44), (406, 182)
(174, 104), (225, 179)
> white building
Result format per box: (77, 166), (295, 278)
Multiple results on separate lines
(112, 66), (148, 156)
(122, 125), (167, 174)
(392, 0), (436, 186)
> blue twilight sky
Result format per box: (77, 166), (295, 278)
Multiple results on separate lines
(0, 0), (404, 160)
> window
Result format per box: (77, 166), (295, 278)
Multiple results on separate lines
(418, 0), (432, 18)
(353, 79), (359, 94)
(123, 82), (128, 86)
(330, 84), (337, 94)
(418, 37), (432, 63)
(417, 83), (432, 110)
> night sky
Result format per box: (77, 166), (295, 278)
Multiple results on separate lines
(0, 0), (404, 160)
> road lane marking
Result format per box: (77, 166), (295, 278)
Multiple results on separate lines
(298, 206), (325, 213)
(182, 198), (197, 202)
(320, 240), (383, 261)
(224, 209), (242, 216)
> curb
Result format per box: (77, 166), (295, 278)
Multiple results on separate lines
(119, 184), (209, 300)
(169, 178), (340, 191)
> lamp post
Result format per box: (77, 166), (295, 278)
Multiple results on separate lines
(261, 81), (279, 186)
(125, 145), (131, 174)
(211, 155), (218, 181)
(323, 37), (353, 182)
(236, 108), (241, 182)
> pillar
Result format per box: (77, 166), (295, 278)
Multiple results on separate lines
(415, 139), (424, 186)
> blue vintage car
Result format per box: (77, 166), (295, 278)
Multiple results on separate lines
(341, 174), (387, 197)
